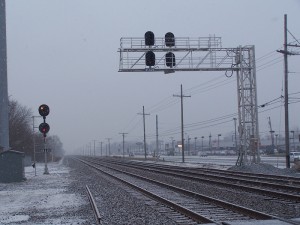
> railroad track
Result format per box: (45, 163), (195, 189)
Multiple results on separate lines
(73, 156), (300, 225)
(99, 157), (300, 187)
(95, 157), (300, 203)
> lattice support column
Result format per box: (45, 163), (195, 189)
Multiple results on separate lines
(236, 46), (260, 166)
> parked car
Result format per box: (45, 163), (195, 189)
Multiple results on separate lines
(289, 152), (300, 162)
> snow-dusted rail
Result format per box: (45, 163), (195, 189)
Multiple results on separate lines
(86, 185), (101, 224)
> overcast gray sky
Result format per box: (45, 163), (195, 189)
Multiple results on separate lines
(6, 0), (300, 153)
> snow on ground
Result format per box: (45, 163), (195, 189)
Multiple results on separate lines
(0, 161), (89, 224)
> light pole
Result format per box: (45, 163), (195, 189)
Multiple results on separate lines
(201, 136), (204, 153)
(218, 134), (222, 152)
(194, 137), (197, 155)
(209, 133), (212, 154)
(119, 133), (128, 158)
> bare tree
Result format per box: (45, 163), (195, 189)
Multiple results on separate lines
(9, 99), (33, 156)
(47, 135), (64, 161)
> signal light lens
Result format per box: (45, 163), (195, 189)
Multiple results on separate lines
(165, 52), (176, 68)
(38, 104), (50, 117)
(39, 122), (50, 136)
(165, 32), (175, 47)
(145, 51), (155, 67)
(145, 31), (155, 46)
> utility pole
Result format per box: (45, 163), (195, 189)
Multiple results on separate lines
(173, 84), (191, 163)
(284, 14), (290, 168)
(218, 134), (222, 152)
(170, 137), (174, 147)
(106, 138), (111, 156)
(276, 15), (300, 168)
(209, 133), (212, 154)
(194, 137), (197, 155)
(119, 133), (128, 158)
(155, 115), (159, 158)
(0, 0), (9, 151)
(170, 137), (174, 155)
(99, 141), (103, 156)
(92, 140), (96, 156)
(275, 134), (279, 152)
(201, 136), (204, 153)
(138, 106), (150, 159)
(88, 143), (91, 156)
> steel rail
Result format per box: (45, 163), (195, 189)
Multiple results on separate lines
(86, 185), (101, 224)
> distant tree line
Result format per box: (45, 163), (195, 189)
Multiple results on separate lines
(8, 99), (64, 162)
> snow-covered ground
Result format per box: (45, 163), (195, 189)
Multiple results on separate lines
(0, 161), (91, 224)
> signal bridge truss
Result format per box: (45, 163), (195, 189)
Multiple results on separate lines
(118, 36), (260, 165)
